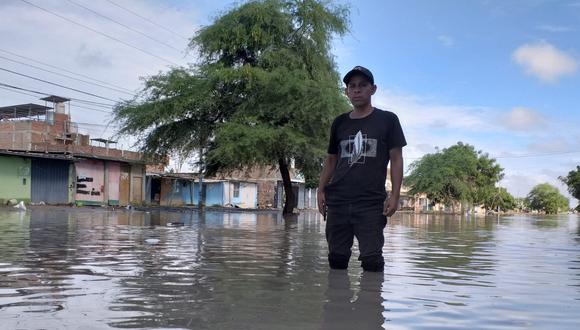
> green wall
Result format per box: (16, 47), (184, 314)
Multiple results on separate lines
(0, 155), (31, 204)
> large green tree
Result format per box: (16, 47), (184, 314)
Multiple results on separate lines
(405, 142), (504, 212)
(559, 166), (580, 211)
(114, 0), (350, 213)
(526, 183), (569, 214)
(482, 187), (516, 212)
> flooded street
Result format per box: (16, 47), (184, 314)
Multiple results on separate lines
(0, 208), (579, 329)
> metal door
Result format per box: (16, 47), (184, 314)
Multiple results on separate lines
(31, 158), (69, 204)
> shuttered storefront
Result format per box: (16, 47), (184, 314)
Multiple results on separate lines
(31, 158), (70, 204)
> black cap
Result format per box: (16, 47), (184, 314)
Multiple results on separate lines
(343, 66), (374, 85)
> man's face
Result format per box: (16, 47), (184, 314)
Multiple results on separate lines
(345, 75), (376, 107)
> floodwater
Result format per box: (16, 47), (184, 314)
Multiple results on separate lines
(0, 208), (579, 330)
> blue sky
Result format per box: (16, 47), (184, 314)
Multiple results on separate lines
(335, 0), (580, 205)
(0, 0), (578, 206)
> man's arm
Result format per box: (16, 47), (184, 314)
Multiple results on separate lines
(317, 154), (338, 215)
(384, 147), (403, 217)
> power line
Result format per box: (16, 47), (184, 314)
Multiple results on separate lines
(0, 82), (116, 109)
(0, 48), (134, 93)
(0, 85), (39, 99)
(0, 54), (134, 96)
(70, 104), (114, 114)
(405, 150), (580, 162)
(0, 82), (126, 120)
(70, 103), (113, 114)
(19, 0), (180, 66)
(494, 150), (580, 158)
(0, 67), (119, 102)
(0, 89), (117, 125)
(105, 0), (189, 41)
(65, 0), (183, 53)
(0, 84), (115, 117)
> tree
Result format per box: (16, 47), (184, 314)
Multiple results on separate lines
(405, 142), (504, 213)
(482, 187), (516, 212)
(559, 166), (580, 211)
(526, 183), (569, 214)
(114, 0), (350, 214)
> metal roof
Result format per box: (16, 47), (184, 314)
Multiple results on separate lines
(0, 103), (52, 119)
(0, 149), (77, 161)
(90, 138), (117, 144)
(40, 95), (70, 103)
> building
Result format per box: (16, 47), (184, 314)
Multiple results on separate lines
(144, 172), (258, 209)
(214, 166), (316, 210)
(0, 96), (146, 206)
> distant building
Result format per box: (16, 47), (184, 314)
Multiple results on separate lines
(0, 96), (146, 206)
(144, 172), (258, 209)
(214, 166), (317, 210)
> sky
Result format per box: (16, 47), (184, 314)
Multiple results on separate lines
(0, 0), (578, 207)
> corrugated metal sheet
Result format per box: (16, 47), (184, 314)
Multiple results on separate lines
(31, 158), (70, 204)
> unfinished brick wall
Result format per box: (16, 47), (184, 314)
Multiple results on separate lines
(257, 181), (276, 208)
(1, 116), (143, 162)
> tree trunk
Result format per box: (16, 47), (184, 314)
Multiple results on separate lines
(198, 147), (205, 209)
(279, 158), (296, 214)
(198, 173), (204, 209)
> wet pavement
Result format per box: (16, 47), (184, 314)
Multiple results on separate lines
(0, 207), (579, 329)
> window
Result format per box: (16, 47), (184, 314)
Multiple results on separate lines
(233, 182), (240, 198)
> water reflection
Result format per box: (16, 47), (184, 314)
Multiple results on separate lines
(394, 214), (497, 286)
(321, 270), (384, 330)
(0, 208), (579, 329)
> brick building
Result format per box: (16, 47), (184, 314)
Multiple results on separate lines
(0, 96), (146, 206)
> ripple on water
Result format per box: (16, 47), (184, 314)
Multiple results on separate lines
(0, 209), (579, 329)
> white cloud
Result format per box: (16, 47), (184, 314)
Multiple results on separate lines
(0, 0), (199, 147)
(499, 107), (547, 131)
(500, 171), (575, 207)
(373, 90), (493, 132)
(371, 88), (578, 207)
(527, 138), (572, 153)
(512, 41), (578, 83)
(537, 25), (574, 33)
(437, 35), (454, 47)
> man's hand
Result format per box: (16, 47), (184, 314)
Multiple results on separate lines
(383, 195), (399, 217)
(317, 189), (326, 217)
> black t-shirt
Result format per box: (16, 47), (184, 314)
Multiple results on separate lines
(325, 108), (407, 206)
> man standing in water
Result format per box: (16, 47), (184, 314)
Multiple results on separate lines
(317, 66), (406, 272)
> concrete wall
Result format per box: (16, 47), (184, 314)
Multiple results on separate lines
(158, 179), (195, 206)
(302, 187), (317, 209)
(0, 155), (31, 204)
(205, 182), (224, 207)
(0, 116), (142, 162)
(75, 159), (105, 206)
(257, 181), (276, 208)
(224, 181), (257, 208)
(160, 179), (183, 206)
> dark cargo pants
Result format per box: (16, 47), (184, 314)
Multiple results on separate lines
(325, 202), (387, 272)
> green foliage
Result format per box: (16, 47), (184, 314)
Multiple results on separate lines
(526, 183), (569, 214)
(482, 187), (516, 212)
(113, 0), (350, 189)
(405, 142), (504, 208)
(559, 165), (580, 202)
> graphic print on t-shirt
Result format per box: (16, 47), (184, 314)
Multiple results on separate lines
(339, 130), (377, 166)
